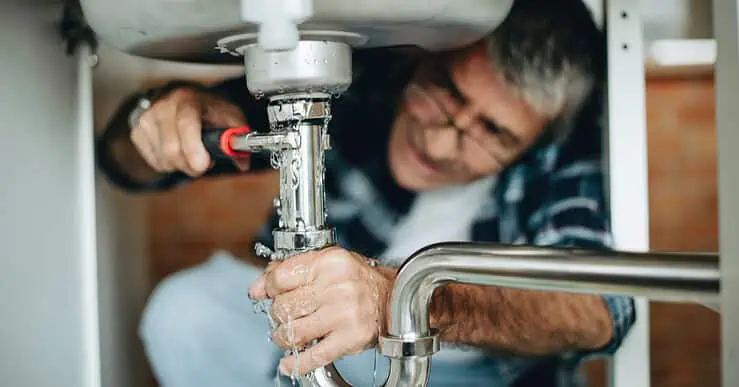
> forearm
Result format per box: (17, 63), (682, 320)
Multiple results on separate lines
(428, 283), (613, 355)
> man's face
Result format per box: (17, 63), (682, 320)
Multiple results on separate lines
(389, 42), (552, 192)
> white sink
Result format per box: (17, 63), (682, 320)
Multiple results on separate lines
(79, 0), (513, 63)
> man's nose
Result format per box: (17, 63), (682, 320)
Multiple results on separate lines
(451, 105), (477, 131)
(425, 126), (460, 161)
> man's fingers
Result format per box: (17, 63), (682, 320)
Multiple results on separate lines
(248, 275), (267, 300)
(248, 261), (280, 300)
(264, 247), (363, 298)
(176, 99), (210, 176)
(264, 251), (322, 298)
(156, 98), (190, 174)
(279, 333), (345, 377)
(138, 109), (176, 172)
(270, 285), (321, 325)
(272, 306), (331, 350)
(201, 94), (247, 128)
(156, 88), (205, 175)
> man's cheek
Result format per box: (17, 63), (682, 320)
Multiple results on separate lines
(403, 90), (432, 122)
(465, 157), (497, 180)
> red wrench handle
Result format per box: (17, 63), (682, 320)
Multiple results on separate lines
(201, 126), (251, 160)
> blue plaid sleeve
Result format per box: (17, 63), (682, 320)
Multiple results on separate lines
(526, 158), (636, 362)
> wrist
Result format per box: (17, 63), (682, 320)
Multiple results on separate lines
(127, 96), (152, 129)
(374, 266), (397, 336)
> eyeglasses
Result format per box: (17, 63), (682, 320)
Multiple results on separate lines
(408, 55), (522, 165)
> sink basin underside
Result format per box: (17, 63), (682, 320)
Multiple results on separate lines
(80, 0), (513, 63)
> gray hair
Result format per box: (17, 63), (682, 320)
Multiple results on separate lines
(484, 0), (605, 141)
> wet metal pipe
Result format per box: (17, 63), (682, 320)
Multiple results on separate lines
(377, 242), (720, 387)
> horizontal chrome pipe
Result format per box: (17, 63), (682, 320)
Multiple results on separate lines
(378, 242), (720, 387)
(389, 242), (720, 338)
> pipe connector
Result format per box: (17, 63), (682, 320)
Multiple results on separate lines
(231, 131), (301, 153)
(378, 330), (440, 359)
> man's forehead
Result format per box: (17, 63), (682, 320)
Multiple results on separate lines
(449, 45), (502, 100)
(447, 41), (549, 143)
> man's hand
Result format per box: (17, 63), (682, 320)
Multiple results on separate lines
(248, 247), (394, 376)
(132, 87), (249, 177)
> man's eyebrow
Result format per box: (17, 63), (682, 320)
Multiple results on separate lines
(437, 60), (525, 147)
(441, 71), (468, 105)
(444, 70), (522, 146)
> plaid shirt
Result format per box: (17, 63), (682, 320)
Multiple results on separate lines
(101, 49), (635, 387)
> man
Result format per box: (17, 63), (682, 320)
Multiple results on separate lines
(97, 0), (635, 385)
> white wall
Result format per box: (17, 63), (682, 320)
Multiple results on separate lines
(0, 2), (158, 387)
(0, 1), (91, 386)
(90, 42), (242, 387)
(95, 180), (150, 386)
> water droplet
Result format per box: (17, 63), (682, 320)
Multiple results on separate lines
(323, 59), (328, 64)
(286, 315), (301, 382)
(291, 264), (309, 278)
(372, 345), (380, 386)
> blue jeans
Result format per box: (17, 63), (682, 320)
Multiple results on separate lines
(139, 251), (512, 386)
